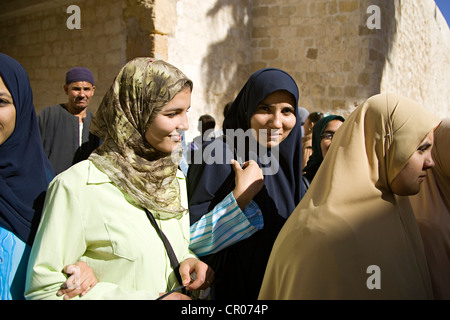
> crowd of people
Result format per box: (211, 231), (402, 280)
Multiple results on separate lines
(0, 52), (448, 300)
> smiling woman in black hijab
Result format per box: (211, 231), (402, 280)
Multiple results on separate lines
(187, 68), (305, 299)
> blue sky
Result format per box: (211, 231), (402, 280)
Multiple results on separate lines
(435, 0), (450, 26)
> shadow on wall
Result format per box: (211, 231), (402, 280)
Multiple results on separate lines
(123, 0), (155, 61)
(357, 0), (397, 104)
(201, 0), (252, 123)
(200, 0), (397, 118)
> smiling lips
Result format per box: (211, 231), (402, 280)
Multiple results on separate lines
(170, 134), (182, 142)
(266, 131), (282, 141)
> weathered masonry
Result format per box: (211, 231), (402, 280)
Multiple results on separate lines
(1, 0), (448, 140)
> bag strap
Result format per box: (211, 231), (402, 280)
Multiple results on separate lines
(144, 208), (185, 293)
(302, 175), (310, 191)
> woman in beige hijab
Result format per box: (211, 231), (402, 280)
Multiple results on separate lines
(410, 118), (450, 300)
(259, 93), (441, 300)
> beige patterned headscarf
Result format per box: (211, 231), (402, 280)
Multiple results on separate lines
(89, 58), (192, 220)
(259, 94), (440, 299)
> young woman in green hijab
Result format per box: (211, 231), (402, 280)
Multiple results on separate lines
(302, 115), (345, 186)
(25, 58), (214, 300)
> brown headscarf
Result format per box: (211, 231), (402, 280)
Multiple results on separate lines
(259, 94), (440, 299)
(410, 118), (450, 299)
(89, 58), (192, 220)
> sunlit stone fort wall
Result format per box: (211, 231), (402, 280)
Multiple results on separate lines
(1, 0), (448, 140)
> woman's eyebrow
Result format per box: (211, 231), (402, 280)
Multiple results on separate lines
(162, 106), (190, 112)
(0, 90), (13, 100)
(419, 142), (432, 149)
(258, 103), (294, 109)
(0, 90), (12, 97)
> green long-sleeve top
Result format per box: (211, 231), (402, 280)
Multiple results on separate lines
(25, 160), (196, 300)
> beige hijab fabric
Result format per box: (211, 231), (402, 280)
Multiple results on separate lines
(410, 118), (450, 299)
(89, 58), (192, 220)
(259, 94), (440, 299)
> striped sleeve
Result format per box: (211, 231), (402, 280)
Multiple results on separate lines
(189, 192), (263, 257)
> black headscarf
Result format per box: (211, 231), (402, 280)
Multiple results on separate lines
(0, 53), (55, 245)
(224, 67), (304, 218)
(188, 68), (304, 223)
(187, 68), (305, 299)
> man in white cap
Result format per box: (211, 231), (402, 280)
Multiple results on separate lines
(38, 67), (100, 174)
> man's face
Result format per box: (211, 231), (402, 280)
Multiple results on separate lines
(64, 81), (95, 111)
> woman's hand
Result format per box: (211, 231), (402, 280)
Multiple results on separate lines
(179, 257), (214, 290)
(57, 261), (98, 299)
(232, 159), (264, 209)
(159, 258), (214, 300)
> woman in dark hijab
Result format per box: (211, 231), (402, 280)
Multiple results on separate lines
(187, 68), (305, 299)
(0, 53), (55, 299)
(302, 115), (345, 185)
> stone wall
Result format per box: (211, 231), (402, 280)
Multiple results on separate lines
(167, 0), (449, 140)
(0, 0), (448, 142)
(0, 0), (127, 114)
(380, 0), (450, 119)
(249, 0), (396, 117)
(168, 0), (253, 140)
